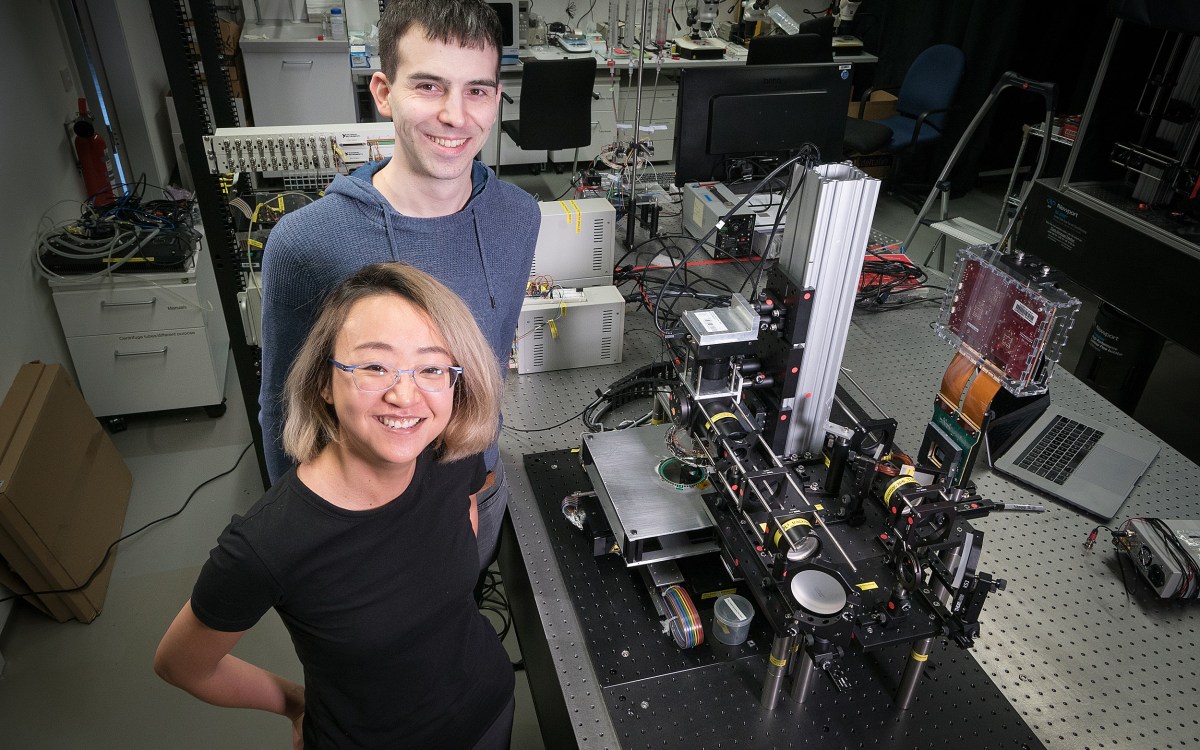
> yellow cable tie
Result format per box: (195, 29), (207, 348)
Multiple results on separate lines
(910, 650), (929, 662)
(247, 239), (264, 249)
(569, 200), (582, 232)
(548, 319), (558, 338)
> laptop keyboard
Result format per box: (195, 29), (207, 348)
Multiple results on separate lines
(1013, 415), (1103, 485)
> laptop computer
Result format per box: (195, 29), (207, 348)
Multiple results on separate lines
(992, 405), (1159, 519)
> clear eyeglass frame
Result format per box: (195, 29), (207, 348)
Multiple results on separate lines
(327, 357), (463, 393)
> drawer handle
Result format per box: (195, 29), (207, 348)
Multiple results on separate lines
(101, 297), (157, 308)
(282, 60), (315, 66)
(114, 347), (168, 358)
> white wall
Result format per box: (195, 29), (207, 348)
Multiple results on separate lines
(0, 0), (90, 646)
(0, 4), (86, 391)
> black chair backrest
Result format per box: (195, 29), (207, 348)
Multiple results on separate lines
(746, 33), (832, 65)
(895, 45), (965, 132)
(516, 58), (597, 150)
(795, 14), (835, 43)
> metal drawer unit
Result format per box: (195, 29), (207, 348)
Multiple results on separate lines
(617, 77), (678, 163)
(48, 242), (229, 424)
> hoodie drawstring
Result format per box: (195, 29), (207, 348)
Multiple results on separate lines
(383, 208), (399, 261)
(471, 211), (497, 309)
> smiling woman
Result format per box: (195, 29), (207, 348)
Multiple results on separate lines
(154, 263), (516, 749)
(283, 262), (502, 475)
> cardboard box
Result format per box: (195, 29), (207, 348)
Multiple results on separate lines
(848, 90), (898, 122)
(184, 17), (241, 58)
(851, 151), (893, 180)
(0, 363), (132, 623)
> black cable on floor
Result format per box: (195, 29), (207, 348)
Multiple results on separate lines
(0, 442), (254, 607)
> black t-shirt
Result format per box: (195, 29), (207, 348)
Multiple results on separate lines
(190, 449), (513, 749)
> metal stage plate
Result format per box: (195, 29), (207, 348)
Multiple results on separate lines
(581, 425), (718, 566)
(521, 449), (1044, 750)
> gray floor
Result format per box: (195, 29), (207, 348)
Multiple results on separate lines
(0, 166), (1195, 749)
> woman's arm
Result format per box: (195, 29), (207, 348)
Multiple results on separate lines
(154, 600), (305, 723)
(468, 471), (497, 537)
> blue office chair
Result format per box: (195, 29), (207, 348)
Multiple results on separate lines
(843, 44), (966, 157)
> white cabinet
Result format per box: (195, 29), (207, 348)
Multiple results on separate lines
(241, 22), (356, 125)
(618, 78), (678, 163)
(578, 76), (618, 164)
(48, 237), (230, 422)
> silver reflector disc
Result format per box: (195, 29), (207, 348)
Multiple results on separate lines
(789, 568), (847, 616)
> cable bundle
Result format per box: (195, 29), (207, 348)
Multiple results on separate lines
(34, 178), (198, 282)
(581, 362), (675, 432)
(855, 250), (945, 311)
(662, 584), (704, 649)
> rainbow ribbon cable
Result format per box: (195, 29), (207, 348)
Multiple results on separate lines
(662, 585), (704, 649)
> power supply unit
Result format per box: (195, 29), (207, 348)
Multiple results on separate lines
(514, 286), (625, 374)
(531, 198), (616, 288)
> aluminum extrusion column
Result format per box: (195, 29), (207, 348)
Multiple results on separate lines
(776, 163), (880, 457)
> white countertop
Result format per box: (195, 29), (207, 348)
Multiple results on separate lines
(240, 20), (348, 53)
(351, 43), (875, 78)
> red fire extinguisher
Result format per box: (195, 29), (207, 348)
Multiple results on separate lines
(72, 98), (117, 207)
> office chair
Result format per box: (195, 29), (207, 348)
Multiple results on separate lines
(498, 57), (599, 175)
(842, 44), (966, 159)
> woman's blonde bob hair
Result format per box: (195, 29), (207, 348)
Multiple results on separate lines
(281, 262), (502, 464)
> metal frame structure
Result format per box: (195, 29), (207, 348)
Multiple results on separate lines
(150, 0), (268, 485)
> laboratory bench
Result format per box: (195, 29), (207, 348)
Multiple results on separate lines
(494, 221), (1200, 750)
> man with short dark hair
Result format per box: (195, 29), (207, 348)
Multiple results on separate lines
(259, 0), (539, 575)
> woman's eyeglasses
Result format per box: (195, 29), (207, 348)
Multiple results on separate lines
(328, 358), (462, 393)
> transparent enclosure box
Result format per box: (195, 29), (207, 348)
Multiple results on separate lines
(934, 245), (1081, 397)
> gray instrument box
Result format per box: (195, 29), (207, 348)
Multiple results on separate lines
(514, 286), (624, 374)
(1122, 519), (1200, 598)
(531, 198), (616, 289)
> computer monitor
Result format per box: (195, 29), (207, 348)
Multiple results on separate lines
(486, 2), (520, 64)
(745, 33), (832, 65)
(672, 62), (853, 186)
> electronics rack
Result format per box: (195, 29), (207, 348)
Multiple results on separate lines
(153, 2), (405, 488)
(150, 0), (268, 485)
(203, 122), (396, 175)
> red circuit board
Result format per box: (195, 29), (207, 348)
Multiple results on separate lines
(947, 258), (1054, 386)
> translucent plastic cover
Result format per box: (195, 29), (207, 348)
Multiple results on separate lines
(934, 245), (1081, 396)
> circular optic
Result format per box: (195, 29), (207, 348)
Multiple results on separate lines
(789, 569), (848, 616)
(657, 457), (707, 490)
(786, 535), (821, 562)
